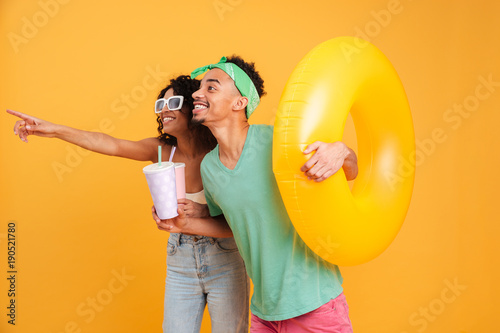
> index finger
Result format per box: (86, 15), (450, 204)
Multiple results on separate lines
(6, 109), (31, 120)
(151, 206), (161, 222)
(300, 153), (318, 172)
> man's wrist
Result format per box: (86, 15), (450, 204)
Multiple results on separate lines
(202, 206), (210, 218)
(343, 143), (350, 160)
(179, 216), (192, 234)
(334, 141), (349, 160)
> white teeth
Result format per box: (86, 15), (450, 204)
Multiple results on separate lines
(194, 104), (207, 109)
(163, 117), (174, 121)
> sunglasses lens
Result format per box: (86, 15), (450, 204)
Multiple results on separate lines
(155, 99), (165, 113)
(168, 97), (181, 110)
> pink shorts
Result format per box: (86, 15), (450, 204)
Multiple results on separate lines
(250, 293), (353, 333)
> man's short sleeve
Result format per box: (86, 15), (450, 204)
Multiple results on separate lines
(200, 153), (223, 217)
(203, 186), (223, 217)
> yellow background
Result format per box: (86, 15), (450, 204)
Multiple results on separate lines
(1, 0), (499, 332)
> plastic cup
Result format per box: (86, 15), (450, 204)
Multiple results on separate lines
(143, 162), (178, 219)
(174, 163), (186, 199)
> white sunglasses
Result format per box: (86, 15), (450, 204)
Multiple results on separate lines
(155, 96), (184, 113)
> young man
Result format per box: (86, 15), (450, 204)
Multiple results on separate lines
(155, 56), (357, 332)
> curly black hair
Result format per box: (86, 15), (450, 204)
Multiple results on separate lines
(225, 55), (266, 98)
(156, 75), (217, 153)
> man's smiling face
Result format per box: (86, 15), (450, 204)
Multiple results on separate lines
(191, 68), (242, 125)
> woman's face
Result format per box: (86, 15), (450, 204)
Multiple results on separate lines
(160, 88), (191, 136)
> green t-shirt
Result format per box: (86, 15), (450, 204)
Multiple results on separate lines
(201, 124), (343, 321)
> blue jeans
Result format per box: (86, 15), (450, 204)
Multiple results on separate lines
(163, 233), (250, 333)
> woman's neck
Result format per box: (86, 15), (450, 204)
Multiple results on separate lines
(173, 130), (203, 159)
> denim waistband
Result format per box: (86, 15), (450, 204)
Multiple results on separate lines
(169, 233), (216, 245)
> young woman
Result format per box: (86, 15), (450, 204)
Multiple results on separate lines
(7, 75), (249, 333)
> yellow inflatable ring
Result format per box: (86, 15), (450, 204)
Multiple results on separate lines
(273, 37), (415, 266)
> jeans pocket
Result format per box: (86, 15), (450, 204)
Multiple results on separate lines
(215, 237), (238, 253)
(167, 241), (178, 256)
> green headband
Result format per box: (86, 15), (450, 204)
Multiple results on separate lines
(190, 56), (260, 118)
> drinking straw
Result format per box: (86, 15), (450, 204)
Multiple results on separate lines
(169, 146), (176, 162)
(158, 146), (162, 167)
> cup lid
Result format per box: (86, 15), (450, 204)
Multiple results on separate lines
(143, 161), (175, 174)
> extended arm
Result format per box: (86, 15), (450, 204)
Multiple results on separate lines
(7, 109), (160, 161)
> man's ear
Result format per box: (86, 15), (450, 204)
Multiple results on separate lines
(232, 96), (249, 112)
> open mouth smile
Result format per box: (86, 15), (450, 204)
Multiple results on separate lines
(163, 116), (176, 124)
(193, 101), (209, 114)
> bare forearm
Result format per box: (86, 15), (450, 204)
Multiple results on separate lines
(182, 215), (233, 238)
(54, 125), (157, 161)
(55, 125), (119, 155)
(343, 147), (358, 180)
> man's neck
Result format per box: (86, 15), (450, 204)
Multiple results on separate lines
(208, 120), (250, 170)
